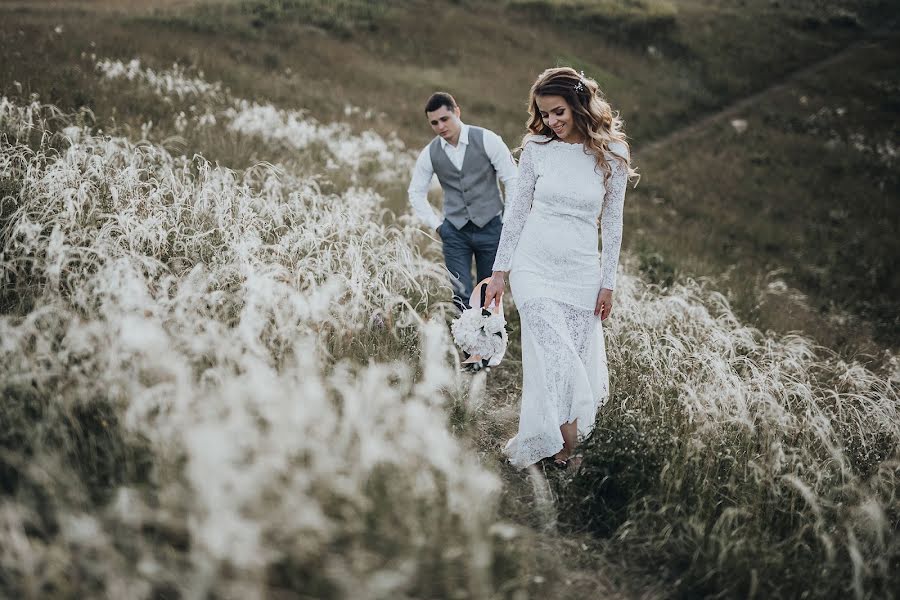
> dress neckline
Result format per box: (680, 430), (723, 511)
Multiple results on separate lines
(551, 137), (586, 148)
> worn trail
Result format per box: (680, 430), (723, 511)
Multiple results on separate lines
(635, 34), (889, 157)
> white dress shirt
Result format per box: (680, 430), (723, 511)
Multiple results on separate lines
(407, 123), (518, 231)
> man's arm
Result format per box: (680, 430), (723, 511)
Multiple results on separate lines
(407, 146), (443, 231)
(483, 130), (518, 198)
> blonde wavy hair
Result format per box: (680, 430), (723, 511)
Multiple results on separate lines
(525, 66), (638, 182)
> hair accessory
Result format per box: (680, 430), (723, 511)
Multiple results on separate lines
(574, 70), (587, 93)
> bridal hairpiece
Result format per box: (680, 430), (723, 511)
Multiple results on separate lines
(574, 70), (587, 93)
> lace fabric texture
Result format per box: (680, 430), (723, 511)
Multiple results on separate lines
(493, 135), (627, 468)
(504, 298), (609, 468)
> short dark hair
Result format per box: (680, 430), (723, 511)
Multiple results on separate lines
(424, 92), (458, 114)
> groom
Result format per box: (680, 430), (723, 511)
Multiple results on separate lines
(408, 92), (518, 310)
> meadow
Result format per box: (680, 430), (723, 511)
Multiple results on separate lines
(1, 1), (898, 598)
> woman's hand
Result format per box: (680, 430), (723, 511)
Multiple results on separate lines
(595, 288), (613, 320)
(483, 272), (506, 311)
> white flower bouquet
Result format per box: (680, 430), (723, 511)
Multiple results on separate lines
(450, 278), (508, 369)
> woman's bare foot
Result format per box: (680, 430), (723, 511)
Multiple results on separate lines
(551, 449), (570, 468)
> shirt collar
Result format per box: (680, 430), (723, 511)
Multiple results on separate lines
(440, 122), (469, 150)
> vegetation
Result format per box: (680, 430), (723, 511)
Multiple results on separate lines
(0, 97), (523, 598)
(628, 29), (900, 348)
(559, 275), (898, 598)
(1, 1), (898, 598)
(146, 0), (391, 37)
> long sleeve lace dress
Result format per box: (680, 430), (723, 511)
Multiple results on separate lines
(492, 135), (628, 468)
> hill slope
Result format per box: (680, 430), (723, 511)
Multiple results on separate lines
(3, 0), (896, 351)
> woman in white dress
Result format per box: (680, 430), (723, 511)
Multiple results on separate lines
(483, 67), (635, 469)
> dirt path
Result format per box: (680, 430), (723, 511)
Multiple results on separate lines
(635, 33), (888, 157)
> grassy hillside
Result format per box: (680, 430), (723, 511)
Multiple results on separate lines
(2, 92), (896, 598)
(1, 1), (898, 599)
(628, 29), (900, 350)
(2, 0), (892, 144)
(2, 0), (897, 354)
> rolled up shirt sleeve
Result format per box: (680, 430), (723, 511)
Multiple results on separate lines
(407, 146), (443, 231)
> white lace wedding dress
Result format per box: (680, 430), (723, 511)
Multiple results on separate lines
(492, 135), (628, 468)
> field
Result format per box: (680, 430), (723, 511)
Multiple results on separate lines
(1, 1), (898, 598)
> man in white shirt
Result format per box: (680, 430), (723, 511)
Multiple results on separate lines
(408, 92), (518, 310)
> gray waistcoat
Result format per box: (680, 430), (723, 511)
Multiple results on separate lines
(429, 127), (503, 229)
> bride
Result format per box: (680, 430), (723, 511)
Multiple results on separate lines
(483, 67), (636, 470)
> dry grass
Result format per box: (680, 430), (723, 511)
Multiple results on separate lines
(627, 29), (900, 351)
(1, 2), (898, 598)
(556, 273), (899, 598)
(0, 96), (546, 598)
(3, 0), (894, 356)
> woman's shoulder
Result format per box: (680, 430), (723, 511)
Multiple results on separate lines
(522, 133), (552, 147)
(604, 140), (630, 161)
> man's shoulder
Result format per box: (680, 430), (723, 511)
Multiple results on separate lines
(467, 125), (501, 140)
(414, 140), (440, 167)
(421, 137), (442, 154)
(469, 126), (513, 151)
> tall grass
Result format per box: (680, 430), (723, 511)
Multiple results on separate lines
(93, 57), (414, 188)
(561, 273), (899, 598)
(0, 98), (529, 598)
(3, 38), (899, 599)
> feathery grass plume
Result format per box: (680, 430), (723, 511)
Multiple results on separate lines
(1, 95), (52, 137)
(562, 273), (899, 599)
(0, 97), (524, 598)
(2, 118), (441, 335)
(95, 58), (224, 100)
(93, 58), (414, 184)
(224, 100), (412, 181)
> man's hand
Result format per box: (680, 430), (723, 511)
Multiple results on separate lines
(595, 288), (613, 320)
(483, 272), (506, 310)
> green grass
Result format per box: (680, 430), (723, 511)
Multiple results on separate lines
(627, 29), (900, 348)
(1, 2), (899, 597)
(3, 0), (890, 147)
(506, 0), (679, 43)
(143, 0), (391, 37)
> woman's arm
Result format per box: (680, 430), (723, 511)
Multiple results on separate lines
(484, 140), (539, 308)
(599, 155), (628, 291)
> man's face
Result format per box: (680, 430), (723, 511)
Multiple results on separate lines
(426, 105), (461, 142)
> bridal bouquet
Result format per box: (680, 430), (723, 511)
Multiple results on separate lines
(450, 278), (508, 369)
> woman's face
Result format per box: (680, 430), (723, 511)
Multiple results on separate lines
(536, 94), (577, 141)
